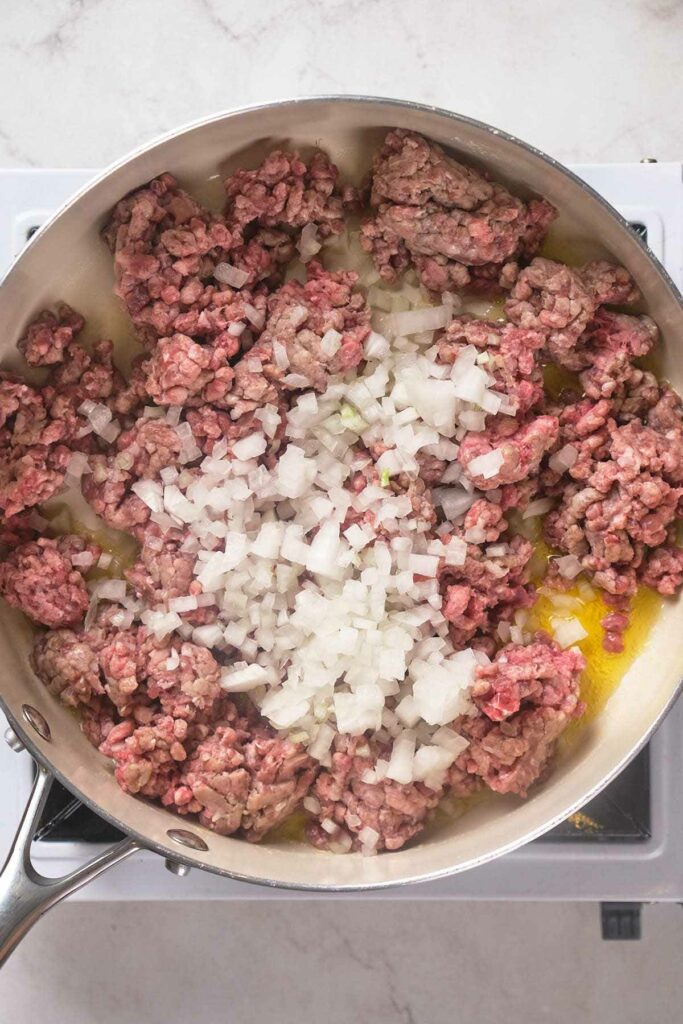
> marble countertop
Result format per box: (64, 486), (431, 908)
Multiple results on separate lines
(0, 0), (680, 170)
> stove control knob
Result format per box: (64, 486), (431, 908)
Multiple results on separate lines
(164, 858), (191, 877)
(3, 727), (24, 753)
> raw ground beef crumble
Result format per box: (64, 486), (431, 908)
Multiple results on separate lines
(2, 129), (681, 854)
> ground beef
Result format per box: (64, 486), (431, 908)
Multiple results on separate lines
(640, 546), (683, 595)
(580, 260), (640, 306)
(94, 623), (223, 721)
(18, 303), (85, 366)
(81, 454), (151, 534)
(361, 130), (556, 292)
(11, 138), (683, 856)
(116, 417), (184, 477)
(82, 416), (183, 533)
(439, 513), (534, 650)
(0, 373), (81, 449)
(103, 172), (257, 348)
(415, 452), (447, 486)
(0, 510), (37, 546)
(505, 258), (598, 366)
(80, 697), (118, 747)
(451, 636), (585, 796)
(368, 129), (495, 211)
(227, 229), (297, 290)
(0, 362), (96, 454)
(46, 340), (125, 420)
(306, 734), (441, 852)
(505, 257), (642, 370)
(575, 311), (658, 403)
(98, 627), (149, 712)
(0, 337), (120, 457)
(456, 705), (578, 798)
(437, 316), (546, 415)
(185, 406), (256, 454)
(471, 637), (586, 722)
(224, 148), (357, 241)
(166, 712), (316, 841)
(99, 714), (190, 799)
(459, 414), (559, 490)
(0, 443), (71, 518)
(613, 367), (661, 424)
(544, 416), (683, 596)
(0, 534), (97, 628)
(227, 261), (370, 409)
(461, 498), (507, 542)
(0, 377), (40, 432)
(0, 337), (116, 519)
(31, 627), (104, 708)
(391, 473), (437, 527)
(648, 386), (683, 433)
(145, 639), (222, 721)
(141, 333), (235, 407)
(125, 528), (213, 624)
(601, 610), (630, 654)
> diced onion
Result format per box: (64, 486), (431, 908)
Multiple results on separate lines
(522, 498), (554, 519)
(466, 448), (504, 480)
(220, 663), (269, 692)
(297, 223), (322, 262)
(387, 306), (451, 337)
(214, 262), (250, 288)
(556, 555), (583, 580)
(320, 329), (342, 358)
(244, 303), (265, 330)
(551, 616), (588, 649)
(549, 444), (579, 474)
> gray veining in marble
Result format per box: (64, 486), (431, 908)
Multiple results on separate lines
(1, 900), (683, 1023)
(0, 0), (680, 169)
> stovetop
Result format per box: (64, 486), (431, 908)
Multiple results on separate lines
(0, 161), (682, 903)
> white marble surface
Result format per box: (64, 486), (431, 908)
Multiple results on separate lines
(1, 2), (682, 1020)
(1, 900), (683, 1023)
(0, 0), (680, 169)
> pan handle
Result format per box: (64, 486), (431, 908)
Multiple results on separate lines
(0, 763), (139, 967)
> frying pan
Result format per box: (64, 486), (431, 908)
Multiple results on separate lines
(1, 96), (682, 964)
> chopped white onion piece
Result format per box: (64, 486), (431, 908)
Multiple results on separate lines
(244, 303), (265, 330)
(220, 663), (269, 692)
(551, 616), (588, 649)
(297, 223), (321, 262)
(522, 498), (554, 519)
(556, 555), (583, 580)
(320, 328), (343, 357)
(387, 306), (451, 337)
(168, 595), (199, 613)
(91, 579), (127, 602)
(465, 448), (505, 480)
(549, 444), (579, 474)
(214, 262), (250, 288)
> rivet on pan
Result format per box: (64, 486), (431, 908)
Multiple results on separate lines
(3, 727), (25, 752)
(21, 704), (51, 741)
(165, 859), (192, 877)
(166, 828), (209, 852)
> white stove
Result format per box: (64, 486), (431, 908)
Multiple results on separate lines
(1, 163), (682, 916)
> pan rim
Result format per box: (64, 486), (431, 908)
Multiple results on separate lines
(2, 94), (682, 890)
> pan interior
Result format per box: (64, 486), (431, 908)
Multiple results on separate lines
(1, 98), (681, 890)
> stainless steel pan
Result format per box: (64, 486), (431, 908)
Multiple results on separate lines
(1, 96), (682, 964)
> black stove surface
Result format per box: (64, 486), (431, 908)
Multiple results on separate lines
(35, 745), (650, 845)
